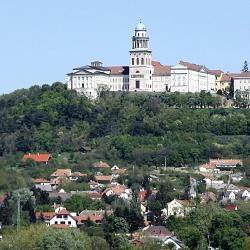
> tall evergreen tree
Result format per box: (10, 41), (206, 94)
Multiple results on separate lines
(242, 60), (249, 72)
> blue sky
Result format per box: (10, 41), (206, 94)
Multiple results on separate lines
(1, 0), (250, 94)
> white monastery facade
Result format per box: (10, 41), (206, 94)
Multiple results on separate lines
(67, 22), (224, 99)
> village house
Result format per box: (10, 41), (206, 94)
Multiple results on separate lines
(223, 191), (236, 202)
(200, 192), (217, 204)
(49, 209), (77, 228)
(111, 166), (127, 178)
(103, 184), (132, 200)
(203, 177), (226, 191)
(22, 153), (52, 164)
(93, 161), (111, 169)
(76, 210), (113, 225)
(231, 172), (243, 182)
(237, 189), (250, 200)
(162, 199), (194, 218)
(51, 169), (72, 178)
(133, 225), (185, 249)
(94, 175), (113, 184)
(88, 180), (104, 190)
(68, 171), (86, 181)
(32, 178), (53, 192)
(199, 159), (242, 173)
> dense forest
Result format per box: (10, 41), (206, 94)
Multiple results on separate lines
(0, 82), (250, 169)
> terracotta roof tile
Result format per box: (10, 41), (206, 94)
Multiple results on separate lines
(95, 175), (113, 182)
(36, 212), (56, 220)
(209, 159), (242, 166)
(22, 153), (52, 162)
(93, 161), (111, 168)
(32, 178), (50, 184)
(234, 72), (250, 78)
(179, 61), (209, 72)
(56, 209), (70, 215)
(152, 61), (171, 76)
(51, 169), (72, 177)
(107, 66), (129, 75)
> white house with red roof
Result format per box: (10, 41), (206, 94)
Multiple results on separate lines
(49, 209), (77, 228)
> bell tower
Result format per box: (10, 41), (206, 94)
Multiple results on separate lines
(129, 21), (153, 91)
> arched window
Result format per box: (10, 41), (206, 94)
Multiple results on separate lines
(132, 58), (134, 65)
(136, 58), (139, 65)
(136, 70), (140, 73)
(141, 58), (144, 65)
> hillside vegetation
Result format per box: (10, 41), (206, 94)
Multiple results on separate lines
(0, 82), (250, 168)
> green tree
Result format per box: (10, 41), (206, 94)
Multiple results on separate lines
(37, 228), (91, 250)
(242, 60), (249, 72)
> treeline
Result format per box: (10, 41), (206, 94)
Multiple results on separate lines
(0, 82), (250, 166)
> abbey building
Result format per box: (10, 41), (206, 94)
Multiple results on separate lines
(67, 22), (220, 99)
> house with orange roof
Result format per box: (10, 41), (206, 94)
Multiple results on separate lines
(77, 210), (112, 225)
(94, 175), (113, 184)
(51, 169), (72, 178)
(32, 178), (50, 185)
(22, 153), (52, 164)
(93, 161), (111, 169)
(199, 159), (242, 173)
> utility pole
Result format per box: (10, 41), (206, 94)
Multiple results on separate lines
(17, 194), (20, 232)
(164, 156), (167, 171)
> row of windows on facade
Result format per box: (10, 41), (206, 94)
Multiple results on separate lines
(239, 80), (250, 83)
(239, 86), (250, 90)
(131, 57), (151, 66)
(74, 77), (129, 84)
(171, 81), (209, 87)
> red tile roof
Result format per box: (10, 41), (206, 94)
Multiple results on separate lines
(108, 66), (129, 75)
(56, 209), (70, 215)
(112, 168), (127, 175)
(75, 214), (104, 224)
(221, 73), (238, 82)
(95, 175), (113, 182)
(22, 153), (52, 163)
(32, 178), (50, 184)
(234, 72), (250, 78)
(103, 185), (126, 196)
(70, 172), (86, 177)
(152, 61), (171, 76)
(86, 191), (102, 199)
(179, 61), (209, 73)
(36, 212), (56, 220)
(209, 159), (242, 166)
(93, 161), (111, 168)
(51, 169), (72, 177)
(139, 191), (147, 202)
(209, 70), (223, 76)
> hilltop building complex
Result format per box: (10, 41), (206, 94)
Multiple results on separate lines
(67, 22), (250, 99)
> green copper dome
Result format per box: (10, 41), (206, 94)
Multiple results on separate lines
(135, 22), (146, 31)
